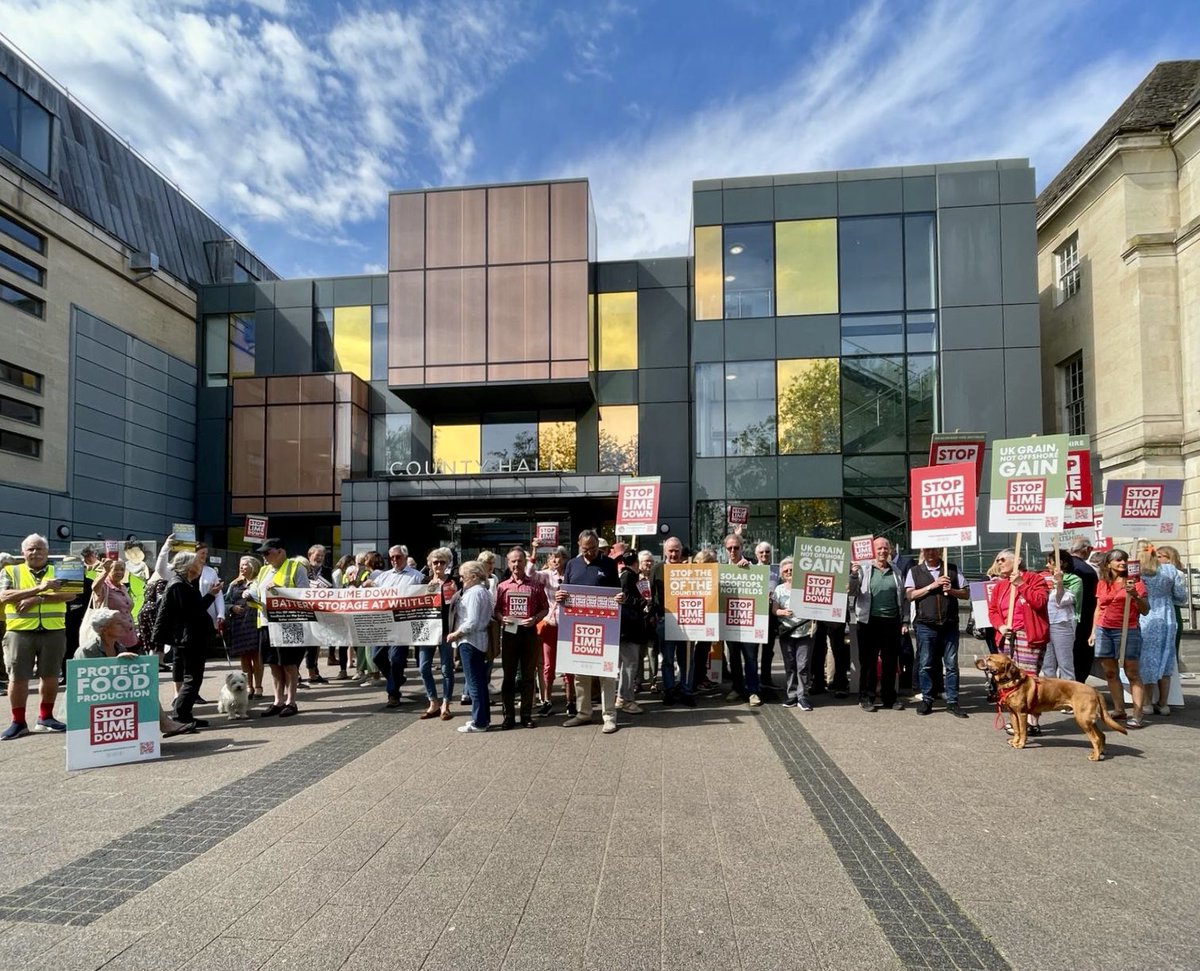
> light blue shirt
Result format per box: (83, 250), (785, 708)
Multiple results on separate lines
(453, 584), (495, 649)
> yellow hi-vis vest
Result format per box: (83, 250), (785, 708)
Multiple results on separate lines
(3, 563), (67, 631)
(255, 557), (302, 628)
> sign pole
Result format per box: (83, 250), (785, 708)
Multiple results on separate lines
(1006, 530), (1024, 629)
(1118, 539), (1139, 666)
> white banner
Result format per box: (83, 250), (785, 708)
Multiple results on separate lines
(264, 587), (443, 647)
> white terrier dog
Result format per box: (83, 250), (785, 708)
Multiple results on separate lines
(217, 671), (251, 719)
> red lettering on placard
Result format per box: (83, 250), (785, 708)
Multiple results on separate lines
(677, 597), (705, 626)
(933, 443), (981, 465)
(90, 703), (137, 745)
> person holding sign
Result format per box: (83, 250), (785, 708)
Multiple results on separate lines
(652, 536), (697, 709)
(447, 561), (495, 734)
(151, 552), (222, 729)
(1089, 550), (1149, 728)
(494, 547), (549, 730)
(905, 550), (969, 718)
(848, 537), (907, 713)
(770, 557), (814, 711)
(559, 529), (623, 734)
(1040, 550), (1081, 681)
(987, 550), (1050, 735)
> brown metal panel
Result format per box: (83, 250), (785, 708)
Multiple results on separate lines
(425, 189), (486, 267)
(426, 364), (487, 384)
(426, 268), (486, 365)
(388, 192), (425, 270)
(231, 498), (259, 514)
(232, 377), (266, 406)
(462, 189), (486, 265)
(229, 406), (265, 497)
(265, 404), (299, 495)
(298, 403), (335, 495)
(267, 376), (300, 404)
(488, 184), (550, 264)
(550, 260), (588, 359)
(488, 362), (549, 381)
(388, 271), (425, 368)
(388, 367), (424, 386)
(551, 360), (588, 379)
(266, 496), (299, 513)
(550, 182), (588, 261)
(487, 263), (550, 363)
(295, 495), (334, 512)
(301, 373), (337, 403)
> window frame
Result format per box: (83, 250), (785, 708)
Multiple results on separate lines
(1062, 352), (1085, 436)
(0, 392), (43, 426)
(1055, 233), (1080, 306)
(0, 358), (43, 395)
(0, 427), (42, 459)
(0, 76), (53, 176)
(0, 279), (44, 318)
(0, 211), (46, 255)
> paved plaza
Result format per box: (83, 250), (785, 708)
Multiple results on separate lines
(0, 656), (1196, 971)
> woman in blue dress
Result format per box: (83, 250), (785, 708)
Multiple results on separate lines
(1137, 545), (1188, 716)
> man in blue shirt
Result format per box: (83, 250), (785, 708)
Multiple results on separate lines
(558, 530), (622, 733)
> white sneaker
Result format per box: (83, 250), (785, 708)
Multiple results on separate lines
(748, 694), (762, 707)
(601, 718), (618, 734)
(725, 690), (741, 702)
(622, 700), (643, 714)
(563, 715), (591, 728)
(614, 699), (626, 710)
(456, 723), (487, 734)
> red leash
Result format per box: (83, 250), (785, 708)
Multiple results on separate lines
(994, 673), (1038, 730)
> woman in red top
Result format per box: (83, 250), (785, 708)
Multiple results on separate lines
(1089, 549), (1150, 727)
(987, 549), (1050, 735)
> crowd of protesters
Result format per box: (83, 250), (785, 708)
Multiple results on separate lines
(0, 527), (1189, 741)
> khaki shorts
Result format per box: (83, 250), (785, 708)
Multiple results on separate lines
(3, 629), (68, 681)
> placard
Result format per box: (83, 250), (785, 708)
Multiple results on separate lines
(850, 534), (875, 566)
(727, 504), (749, 527)
(244, 516), (269, 542)
(987, 434), (1070, 532)
(103, 540), (120, 560)
(555, 584), (620, 677)
(717, 564), (769, 643)
(968, 580), (999, 631)
(928, 432), (986, 488)
(615, 476), (661, 536)
(66, 656), (160, 771)
(1101, 479), (1183, 540)
(535, 522), (559, 546)
(662, 562), (719, 641)
(53, 562), (86, 595)
(910, 462), (977, 548)
(264, 587), (443, 647)
(1064, 437), (1093, 528)
(791, 537), (850, 623)
(172, 523), (197, 553)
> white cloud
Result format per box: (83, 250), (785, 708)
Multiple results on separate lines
(557, 0), (1157, 260)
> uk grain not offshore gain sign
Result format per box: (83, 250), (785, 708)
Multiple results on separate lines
(65, 657), (160, 771)
(987, 434), (1070, 532)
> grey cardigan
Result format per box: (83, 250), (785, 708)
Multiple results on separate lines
(848, 562), (906, 625)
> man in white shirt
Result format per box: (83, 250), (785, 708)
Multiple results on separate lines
(370, 544), (425, 706)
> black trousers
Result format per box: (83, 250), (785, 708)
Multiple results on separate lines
(304, 644), (321, 673)
(811, 621), (850, 691)
(858, 615), (901, 707)
(172, 644), (207, 721)
(760, 637), (776, 683)
(1072, 616), (1095, 683)
(500, 627), (539, 722)
(725, 640), (745, 693)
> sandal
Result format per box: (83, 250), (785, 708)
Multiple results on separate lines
(419, 707), (440, 720)
(1126, 718), (1142, 729)
(440, 709), (452, 721)
(1027, 724), (1042, 737)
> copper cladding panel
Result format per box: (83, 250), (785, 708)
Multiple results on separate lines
(487, 184), (549, 264)
(230, 406), (265, 497)
(388, 270), (425, 368)
(488, 363), (550, 381)
(426, 267), (486, 366)
(550, 260), (588, 359)
(232, 377), (266, 406)
(550, 182), (588, 262)
(487, 263), (550, 363)
(388, 192), (425, 270)
(425, 189), (486, 268)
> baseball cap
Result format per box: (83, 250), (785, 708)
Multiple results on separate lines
(255, 538), (285, 553)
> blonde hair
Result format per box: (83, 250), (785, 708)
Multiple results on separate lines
(1157, 545), (1182, 569)
(459, 560), (486, 583)
(693, 549), (718, 563)
(477, 550), (497, 567)
(1137, 543), (1159, 578)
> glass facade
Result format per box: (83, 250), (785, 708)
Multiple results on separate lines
(431, 418), (579, 472)
(723, 223), (773, 318)
(372, 413), (412, 474)
(0, 76), (52, 176)
(776, 219), (838, 316)
(598, 405), (638, 474)
(203, 313), (256, 387)
(597, 291), (637, 370)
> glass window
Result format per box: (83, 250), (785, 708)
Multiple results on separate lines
(906, 354), (937, 453)
(843, 455), (908, 496)
(694, 362), (725, 458)
(725, 360), (775, 456)
(776, 219), (838, 316)
(0, 280), (43, 318)
(839, 216), (904, 313)
(1062, 353), (1085, 436)
(843, 495), (905, 545)
(0, 211), (45, 254)
(371, 304), (388, 382)
(312, 307), (334, 372)
(0, 428), (41, 459)
(776, 358), (840, 454)
(19, 96), (51, 175)
(229, 313), (255, 379)
(841, 356), (905, 454)
(779, 498), (841, 542)
(538, 419), (577, 471)
(904, 214), (936, 310)
(203, 315), (229, 387)
(0, 245), (43, 285)
(482, 421), (538, 467)
(1055, 233), (1080, 305)
(432, 423), (481, 471)
(597, 291), (637, 370)
(333, 305), (371, 381)
(0, 359), (42, 394)
(372, 413), (412, 474)
(0, 393), (41, 425)
(906, 312), (937, 352)
(694, 225), (723, 320)
(723, 223), (773, 319)
(840, 314), (903, 355)
(0, 80), (16, 156)
(598, 405), (638, 474)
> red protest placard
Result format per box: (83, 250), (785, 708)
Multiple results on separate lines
(727, 504), (749, 526)
(909, 462), (977, 548)
(1064, 438), (1093, 528)
(928, 433), (986, 489)
(615, 476), (661, 536)
(850, 534), (874, 564)
(535, 522), (559, 546)
(244, 516), (269, 542)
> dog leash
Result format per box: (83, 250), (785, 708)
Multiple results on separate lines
(994, 673), (1038, 730)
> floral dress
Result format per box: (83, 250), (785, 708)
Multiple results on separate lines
(1139, 564), (1187, 682)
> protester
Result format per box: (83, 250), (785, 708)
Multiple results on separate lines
(615, 550), (648, 714)
(89, 559), (139, 650)
(0, 534), (77, 738)
(419, 548), (459, 721)
(371, 545), (425, 706)
(1041, 550), (1081, 681)
(1138, 544), (1187, 716)
(560, 529), (623, 733)
(226, 555), (265, 698)
(247, 539), (308, 718)
(691, 548), (720, 692)
(810, 616), (850, 699)
(0, 551), (13, 696)
(988, 549), (1050, 734)
(534, 545), (570, 717)
(772, 556), (814, 711)
(905, 548), (969, 718)
(494, 547), (548, 729)
(722, 533), (761, 706)
(1089, 549), (1149, 726)
(1068, 536), (1099, 683)
(64, 544), (99, 664)
(151, 551), (222, 729)
(653, 537), (696, 708)
(635, 550), (658, 691)
(301, 544), (331, 686)
(447, 560), (494, 733)
(848, 537), (906, 712)
(1155, 545), (1187, 681)
(753, 541), (780, 688)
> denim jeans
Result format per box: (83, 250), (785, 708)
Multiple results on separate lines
(459, 642), (490, 729)
(617, 639), (641, 701)
(659, 638), (693, 696)
(914, 622), (960, 704)
(739, 643), (760, 695)
(779, 633), (812, 704)
(419, 641), (455, 702)
(371, 644), (409, 697)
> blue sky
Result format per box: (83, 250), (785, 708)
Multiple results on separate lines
(4, 0), (1199, 278)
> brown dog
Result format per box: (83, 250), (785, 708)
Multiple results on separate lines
(975, 654), (1127, 761)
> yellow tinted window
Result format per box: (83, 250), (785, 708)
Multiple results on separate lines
(432, 424), (481, 470)
(776, 219), (838, 316)
(538, 420), (577, 471)
(333, 306), (371, 381)
(598, 292), (637, 370)
(694, 225), (723, 320)
(777, 358), (840, 454)
(598, 405), (638, 474)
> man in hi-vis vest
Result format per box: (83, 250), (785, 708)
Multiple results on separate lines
(0, 534), (80, 739)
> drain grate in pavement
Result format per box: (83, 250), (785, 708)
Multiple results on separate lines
(0, 712), (413, 927)
(757, 704), (1012, 971)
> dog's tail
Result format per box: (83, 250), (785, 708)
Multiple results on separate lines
(1100, 707), (1128, 735)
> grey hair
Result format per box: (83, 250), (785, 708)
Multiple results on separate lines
(20, 533), (48, 551)
(459, 559), (486, 583)
(1069, 536), (1092, 553)
(779, 555), (793, 567)
(551, 545), (569, 559)
(240, 555), (262, 572)
(88, 607), (121, 635)
(428, 546), (453, 564)
(170, 551), (197, 575)
(0, 551), (16, 566)
(577, 529), (599, 544)
(755, 541), (772, 554)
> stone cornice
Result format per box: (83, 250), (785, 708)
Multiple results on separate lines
(1037, 133), (1171, 231)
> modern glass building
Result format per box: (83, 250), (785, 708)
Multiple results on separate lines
(195, 161), (1042, 559)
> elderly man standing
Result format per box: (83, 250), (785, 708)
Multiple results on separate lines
(559, 529), (624, 734)
(753, 541), (780, 688)
(0, 534), (80, 738)
(654, 536), (697, 708)
(495, 547), (548, 729)
(371, 544), (426, 707)
(248, 538), (309, 718)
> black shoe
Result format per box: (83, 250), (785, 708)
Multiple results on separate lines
(681, 693), (697, 709)
(946, 704), (969, 719)
(1027, 723), (1042, 736)
(890, 702), (905, 711)
(833, 690), (848, 699)
(191, 718), (210, 728)
(809, 685), (827, 696)
(308, 674), (329, 684)
(297, 679), (311, 689)
(859, 699), (878, 712)
(500, 718), (515, 731)
(566, 702), (578, 717)
(195, 696), (209, 705)
(261, 705), (284, 717)
(917, 700), (934, 716)
(535, 701), (553, 717)
(521, 719), (536, 729)
(662, 690), (676, 707)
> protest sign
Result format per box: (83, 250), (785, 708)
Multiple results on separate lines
(264, 587), (442, 647)
(1101, 480), (1183, 540)
(928, 432), (986, 488)
(615, 476), (661, 535)
(1093, 505), (1113, 553)
(791, 537), (850, 623)
(727, 504), (749, 527)
(244, 516), (269, 542)
(910, 462), (977, 548)
(717, 564), (769, 643)
(988, 434), (1070, 532)
(66, 656), (160, 771)
(968, 580), (999, 632)
(850, 534), (875, 566)
(1064, 437), (1093, 528)
(53, 561), (85, 595)
(172, 523), (197, 552)
(535, 522), (559, 546)
(663, 562), (719, 640)
(555, 584), (620, 677)
(103, 540), (120, 560)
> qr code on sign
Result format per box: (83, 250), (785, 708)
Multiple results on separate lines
(409, 621), (431, 642)
(140, 741), (155, 755)
(280, 623), (306, 645)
